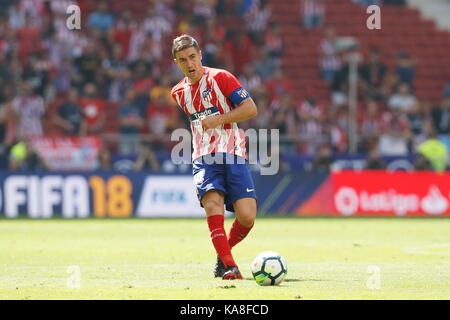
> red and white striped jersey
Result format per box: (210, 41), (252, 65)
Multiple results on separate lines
(171, 67), (250, 161)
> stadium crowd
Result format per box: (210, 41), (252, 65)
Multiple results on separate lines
(0, 0), (449, 172)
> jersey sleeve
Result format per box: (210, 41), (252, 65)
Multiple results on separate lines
(215, 70), (251, 106)
(170, 90), (178, 106)
(170, 87), (183, 112)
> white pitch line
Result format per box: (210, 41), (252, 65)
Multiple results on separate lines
(403, 243), (450, 256)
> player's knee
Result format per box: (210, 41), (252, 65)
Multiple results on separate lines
(238, 211), (256, 228)
(203, 199), (224, 215)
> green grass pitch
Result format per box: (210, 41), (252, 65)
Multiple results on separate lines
(0, 217), (449, 300)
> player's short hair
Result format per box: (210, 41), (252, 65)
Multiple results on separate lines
(172, 34), (200, 59)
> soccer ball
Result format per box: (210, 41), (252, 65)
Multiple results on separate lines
(250, 251), (287, 286)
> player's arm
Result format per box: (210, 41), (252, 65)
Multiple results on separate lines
(201, 70), (257, 130)
(201, 97), (257, 130)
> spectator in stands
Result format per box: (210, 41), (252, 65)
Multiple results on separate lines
(0, 84), (15, 151)
(88, 1), (115, 33)
(202, 16), (227, 67)
(383, 0), (406, 5)
(239, 63), (264, 97)
(353, 0), (381, 6)
(250, 96), (271, 130)
(301, 0), (325, 29)
(310, 144), (332, 172)
(329, 107), (349, 153)
(296, 92), (326, 154)
(377, 112), (411, 156)
(133, 141), (160, 171)
(102, 43), (132, 102)
(143, 4), (173, 41)
(130, 60), (154, 115)
(150, 74), (177, 107)
(8, 1), (25, 30)
(224, 30), (256, 75)
(118, 88), (144, 154)
(191, 0), (216, 28)
(431, 95), (450, 136)
(53, 88), (86, 136)
(265, 67), (293, 103)
(73, 42), (103, 87)
(380, 70), (400, 100)
(252, 47), (278, 81)
(417, 128), (448, 172)
(12, 80), (46, 140)
(79, 83), (106, 135)
(319, 25), (341, 82)
(21, 52), (52, 99)
(264, 22), (284, 63)
(8, 139), (47, 171)
(236, 0), (256, 16)
(331, 81), (348, 108)
(296, 87), (323, 125)
(245, 0), (271, 46)
(0, 52), (13, 91)
(110, 9), (133, 61)
(359, 47), (387, 101)
(97, 146), (112, 170)
(270, 94), (297, 139)
(388, 82), (418, 113)
(365, 149), (387, 170)
(0, 96), (13, 169)
(16, 13), (41, 63)
(146, 93), (176, 151)
(330, 49), (363, 108)
(405, 100), (432, 150)
(443, 80), (450, 98)
(395, 51), (416, 90)
(358, 100), (385, 152)
(413, 153), (433, 171)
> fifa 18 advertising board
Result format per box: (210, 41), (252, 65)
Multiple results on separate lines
(0, 173), (203, 218)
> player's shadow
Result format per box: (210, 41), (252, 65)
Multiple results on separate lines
(244, 277), (310, 282)
(284, 278), (331, 282)
(283, 278), (303, 282)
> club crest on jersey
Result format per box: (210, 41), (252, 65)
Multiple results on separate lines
(202, 88), (213, 102)
(237, 88), (248, 99)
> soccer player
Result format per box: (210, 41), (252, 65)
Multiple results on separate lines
(171, 34), (258, 280)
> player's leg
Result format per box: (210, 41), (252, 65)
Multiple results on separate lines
(225, 156), (257, 249)
(228, 197), (257, 249)
(202, 190), (240, 277)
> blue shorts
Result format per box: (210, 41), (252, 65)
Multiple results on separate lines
(192, 153), (257, 212)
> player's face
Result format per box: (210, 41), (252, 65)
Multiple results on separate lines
(174, 47), (203, 83)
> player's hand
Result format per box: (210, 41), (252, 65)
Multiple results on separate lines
(201, 116), (221, 130)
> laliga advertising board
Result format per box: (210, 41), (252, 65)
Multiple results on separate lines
(332, 171), (450, 216)
(0, 173), (204, 218)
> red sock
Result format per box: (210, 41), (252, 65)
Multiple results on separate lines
(207, 215), (236, 268)
(228, 219), (253, 249)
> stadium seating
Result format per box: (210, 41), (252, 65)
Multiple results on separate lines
(268, 0), (450, 105)
(67, 0), (450, 136)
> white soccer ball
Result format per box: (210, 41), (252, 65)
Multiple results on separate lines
(250, 251), (287, 286)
